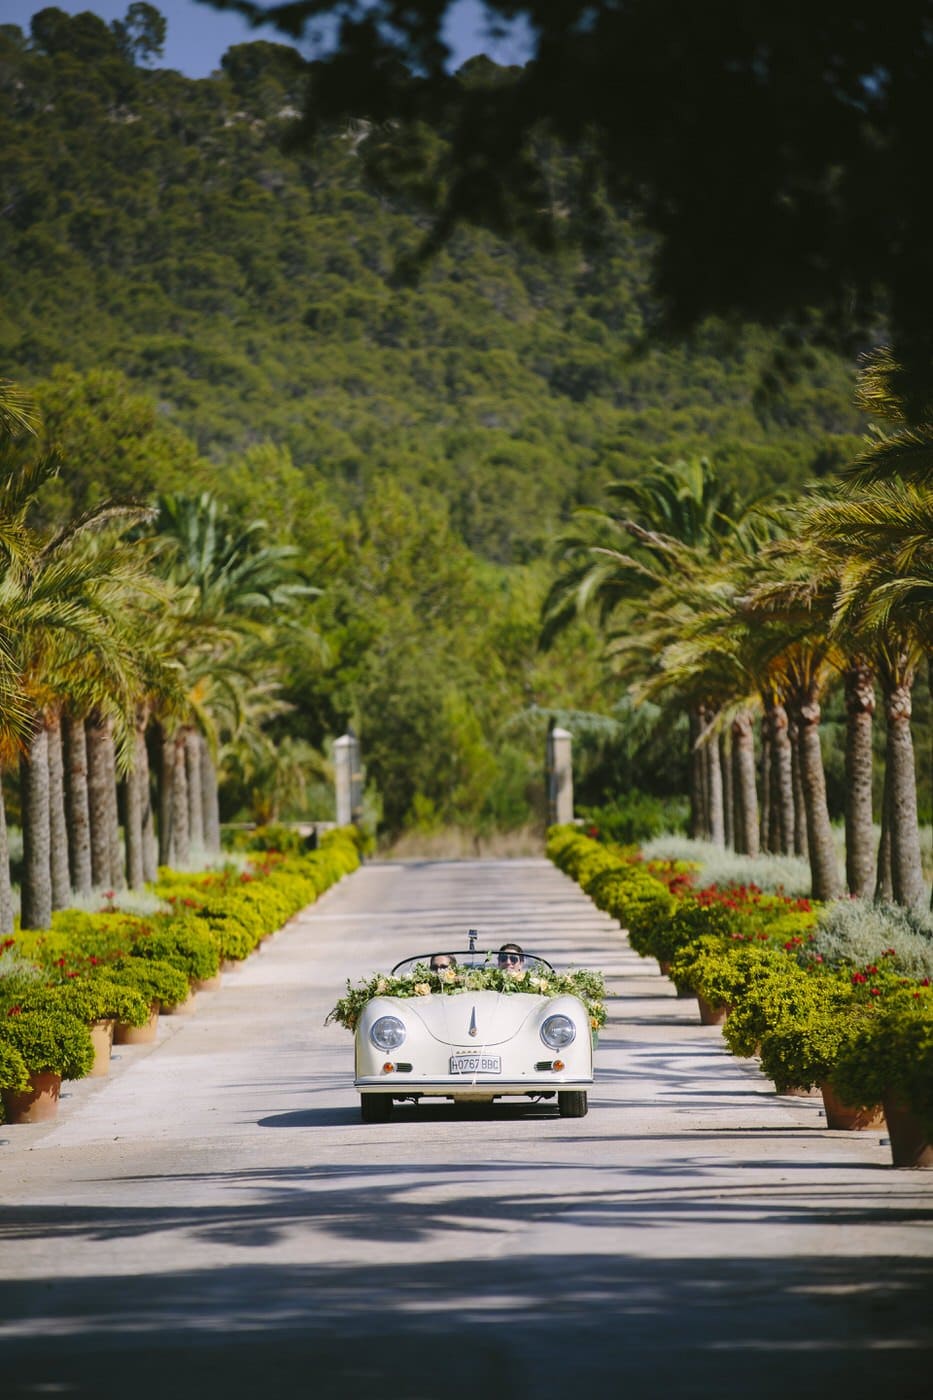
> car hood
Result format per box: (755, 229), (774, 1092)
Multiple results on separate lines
(372, 989), (548, 1047)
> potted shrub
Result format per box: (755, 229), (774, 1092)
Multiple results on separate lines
(108, 957), (190, 1043)
(19, 976), (152, 1075)
(832, 997), (933, 1167)
(0, 1041), (30, 1121)
(128, 918), (219, 1013)
(0, 1008), (94, 1122)
(758, 1004), (884, 1123)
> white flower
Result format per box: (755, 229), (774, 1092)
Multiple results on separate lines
(414, 982), (431, 996)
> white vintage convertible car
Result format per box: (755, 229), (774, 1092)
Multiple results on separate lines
(354, 947), (594, 1122)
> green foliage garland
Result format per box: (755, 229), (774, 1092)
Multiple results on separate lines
(326, 962), (607, 1034)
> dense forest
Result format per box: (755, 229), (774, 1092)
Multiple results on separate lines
(3, 6), (921, 844)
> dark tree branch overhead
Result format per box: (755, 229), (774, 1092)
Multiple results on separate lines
(201, 0), (933, 411)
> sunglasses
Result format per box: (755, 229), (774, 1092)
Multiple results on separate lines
(499, 954), (522, 964)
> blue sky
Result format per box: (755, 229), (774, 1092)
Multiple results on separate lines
(2, 1), (531, 78)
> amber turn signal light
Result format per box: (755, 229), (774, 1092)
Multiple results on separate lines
(553, 1059), (565, 1071)
(382, 1062), (395, 1073)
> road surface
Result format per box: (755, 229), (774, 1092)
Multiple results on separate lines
(1, 858), (931, 1398)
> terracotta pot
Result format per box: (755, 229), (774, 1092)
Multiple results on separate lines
(161, 991), (197, 1016)
(1, 1071), (61, 1123)
(882, 1095), (933, 1169)
(114, 1003), (159, 1045)
(193, 973), (222, 992)
(696, 994), (729, 1026)
(220, 959), (240, 973)
(673, 982), (695, 999)
(89, 1018), (115, 1076)
(819, 1081), (885, 1131)
(776, 1084), (822, 1098)
(658, 960), (672, 977)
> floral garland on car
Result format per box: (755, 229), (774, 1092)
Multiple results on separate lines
(326, 961), (607, 1033)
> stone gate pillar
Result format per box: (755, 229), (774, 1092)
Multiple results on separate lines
(547, 725), (574, 826)
(334, 730), (363, 826)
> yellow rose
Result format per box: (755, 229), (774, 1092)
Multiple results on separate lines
(414, 982), (431, 996)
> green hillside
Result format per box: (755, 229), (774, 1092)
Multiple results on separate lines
(0, 10), (866, 563)
(0, 9), (881, 835)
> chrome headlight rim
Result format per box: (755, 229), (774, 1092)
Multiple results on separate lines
(370, 1014), (407, 1051)
(541, 1013), (576, 1050)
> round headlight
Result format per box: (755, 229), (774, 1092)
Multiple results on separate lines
(370, 1015), (406, 1051)
(541, 1013), (576, 1050)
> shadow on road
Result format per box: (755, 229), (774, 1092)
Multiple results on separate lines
(2, 1244), (931, 1399)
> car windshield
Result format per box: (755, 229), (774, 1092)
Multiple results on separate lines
(390, 950), (555, 977)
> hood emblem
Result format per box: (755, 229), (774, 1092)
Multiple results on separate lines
(468, 1006), (478, 1037)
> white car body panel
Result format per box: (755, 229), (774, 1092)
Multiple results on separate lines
(354, 989), (594, 1101)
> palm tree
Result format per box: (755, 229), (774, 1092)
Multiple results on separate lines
(543, 458), (765, 837)
(150, 492), (319, 857)
(10, 520), (156, 926)
(806, 352), (932, 908)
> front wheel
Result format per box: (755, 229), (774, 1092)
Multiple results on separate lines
(558, 1090), (588, 1118)
(360, 1093), (392, 1123)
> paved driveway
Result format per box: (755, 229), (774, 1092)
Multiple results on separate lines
(1, 858), (931, 1398)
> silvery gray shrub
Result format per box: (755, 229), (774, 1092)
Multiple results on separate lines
(810, 899), (933, 979)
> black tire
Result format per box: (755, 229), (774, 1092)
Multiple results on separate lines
(360, 1093), (392, 1123)
(558, 1090), (588, 1118)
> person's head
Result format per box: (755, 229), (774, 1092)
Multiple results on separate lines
(497, 942), (524, 971)
(430, 953), (457, 973)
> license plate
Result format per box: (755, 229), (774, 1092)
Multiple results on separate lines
(449, 1054), (501, 1075)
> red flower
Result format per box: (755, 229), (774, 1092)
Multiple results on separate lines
(55, 957), (67, 967)
(7, 1005), (21, 1016)
(66, 971), (79, 979)
(865, 965), (879, 975)
(869, 987), (881, 996)
(851, 972), (867, 984)
(882, 948), (897, 957)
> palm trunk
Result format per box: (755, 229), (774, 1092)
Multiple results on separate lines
(732, 711), (759, 857)
(720, 732), (733, 850)
(20, 721), (52, 931)
(884, 673), (926, 910)
(789, 715), (809, 860)
(134, 710), (157, 881)
(158, 724), (174, 867)
(705, 710), (724, 846)
(63, 712), (92, 896)
(125, 709), (147, 891)
(759, 718), (770, 853)
(689, 705), (707, 839)
(172, 729), (190, 866)
(47, 709), (71, 910)
(767, 699), (795, 855)
(86, 710), (114, 889)
(795, 685), (841, 900)
(185, 727), (204, 854)
(0, 776), (14, 934)
(844, 660), (876, 898)
(104, 721), (124, 889)
(875, 754), (894, 901)
(200, 735), (221, 855)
